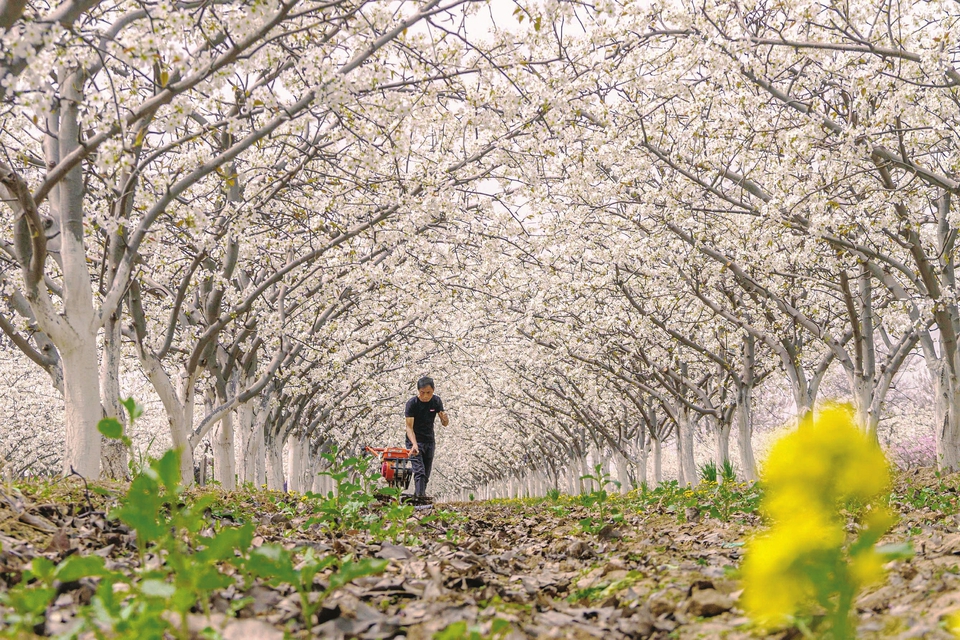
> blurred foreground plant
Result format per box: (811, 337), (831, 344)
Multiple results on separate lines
(1, 407), (386, 638)
(742, 404), (911, 639)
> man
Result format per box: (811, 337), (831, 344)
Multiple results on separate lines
(404, 376), (449, 496)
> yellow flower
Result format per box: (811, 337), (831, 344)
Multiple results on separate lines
(742, 510), (845, 625)
(861, 507), (896, 538)
(743, 403), (897, 636)
(762, 404), (889, 510)
(849, 550), (885, 587)
(947, 610), (960, 637)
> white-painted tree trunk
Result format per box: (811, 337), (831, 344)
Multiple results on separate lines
(213, 408), (237, 490)
(614, 450), (631, 494)
(170, 416), (196, 484)
(99, 311), (127, 479)
(254, 411), (268, 487)
(598, 449), (611, 479)
(61, 339), (103, 478)
(677, 410), (697, 486)
(579, 453), (591, 493)
(237, 400), (256, 485)
(933, 360), (960, 471)
(288, 434), (315, 494)
(652, 436), (662, 485)
(715, 419), (731, 470)
(849, 375), (881, 441)
(53, 70), (102, 479)
(635, 440), (649, 489)
(288, 434), (303, 493)
(265, 432), (285, 491)
(136, 346), (197, 485)
(735, 384), (757, 481)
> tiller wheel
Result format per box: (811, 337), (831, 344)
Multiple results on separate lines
(364, 446), (414, 490)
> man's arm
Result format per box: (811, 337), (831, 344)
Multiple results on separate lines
(438, 411), (449, 427)
(405, 417), (418, 455)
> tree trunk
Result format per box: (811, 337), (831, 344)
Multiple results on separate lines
(735, 383), (757, 481)
(99, 310), (128, 479)
(61, 339), (103, 477)
(288, 433), (303, 493)
(636, 438), (649, 489)
(935, 361), (960, 471)
(715, 418), (731, 470)
(579, 453), (590, 494)
(213, 407), (237, 490)
(289, 433), (315, 494)
(849, 375), (879, 440)
(254, 410), (267, 487)
(52, 69), (101, 479)
(237, 400), (256, 485)
(614, 450), (631, 494)
(677, 410), (697, 486)
(167, 370), (197, 485)
(736, 335), (758, 481)
(652, 436), (662, 485)
(265, 432), (285, 491)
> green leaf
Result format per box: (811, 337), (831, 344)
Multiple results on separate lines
(155, 449), (182, 493)
(7, 585), (56, 615)
(98, 417), (124, 440)
(114, 472), (165, 542)
(56, 555), (108, 582)
(140, 579), (176, 598)
(26, 557), (55, 581)
(246, 545), (298, 585)
(120, 397), (144, 422)
(327, 557), (387, 591)
(198, 523), (254, 563)
(491, 617), (512, 635)
(876, 542), (914, 560)
(434, 620), (468, 640)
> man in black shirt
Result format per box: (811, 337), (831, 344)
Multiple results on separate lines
(404, 376), (449, 496)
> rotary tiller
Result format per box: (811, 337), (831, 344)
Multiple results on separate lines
(364, 446), (414, 490)
(363, 446), (433, 505)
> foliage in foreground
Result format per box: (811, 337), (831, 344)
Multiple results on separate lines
(741, 404), (911, 639)
(1, 422), (387, 639)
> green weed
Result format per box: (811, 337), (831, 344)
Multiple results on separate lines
(0, 410), (387, 638)
(434, 617), (514, 639)
(578, 464), (621, 536)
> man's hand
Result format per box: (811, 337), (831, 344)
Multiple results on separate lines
(409, 442), (419, 457)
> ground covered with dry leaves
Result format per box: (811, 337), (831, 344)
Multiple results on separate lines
(2, 468), (960, 639)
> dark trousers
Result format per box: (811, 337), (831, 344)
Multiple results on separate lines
(406, 439), (435, 496)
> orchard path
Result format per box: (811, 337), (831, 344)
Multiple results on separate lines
(2, 470), (960, 639)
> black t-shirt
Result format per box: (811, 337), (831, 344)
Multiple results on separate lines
(405, 395), (445, 443)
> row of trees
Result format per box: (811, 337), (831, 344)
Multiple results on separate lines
(1, 0), (958, 496)
(423, 0), (960, 496)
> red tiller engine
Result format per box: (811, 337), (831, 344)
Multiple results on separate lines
(364, 446), (414, 489)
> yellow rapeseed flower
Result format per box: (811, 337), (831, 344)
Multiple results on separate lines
(742, 509), (844, 624)
(848, 549), (885, 587)
(743, 403), (895, 637)
(947, 610), (960, 637)
(763, 405), (890, 511)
